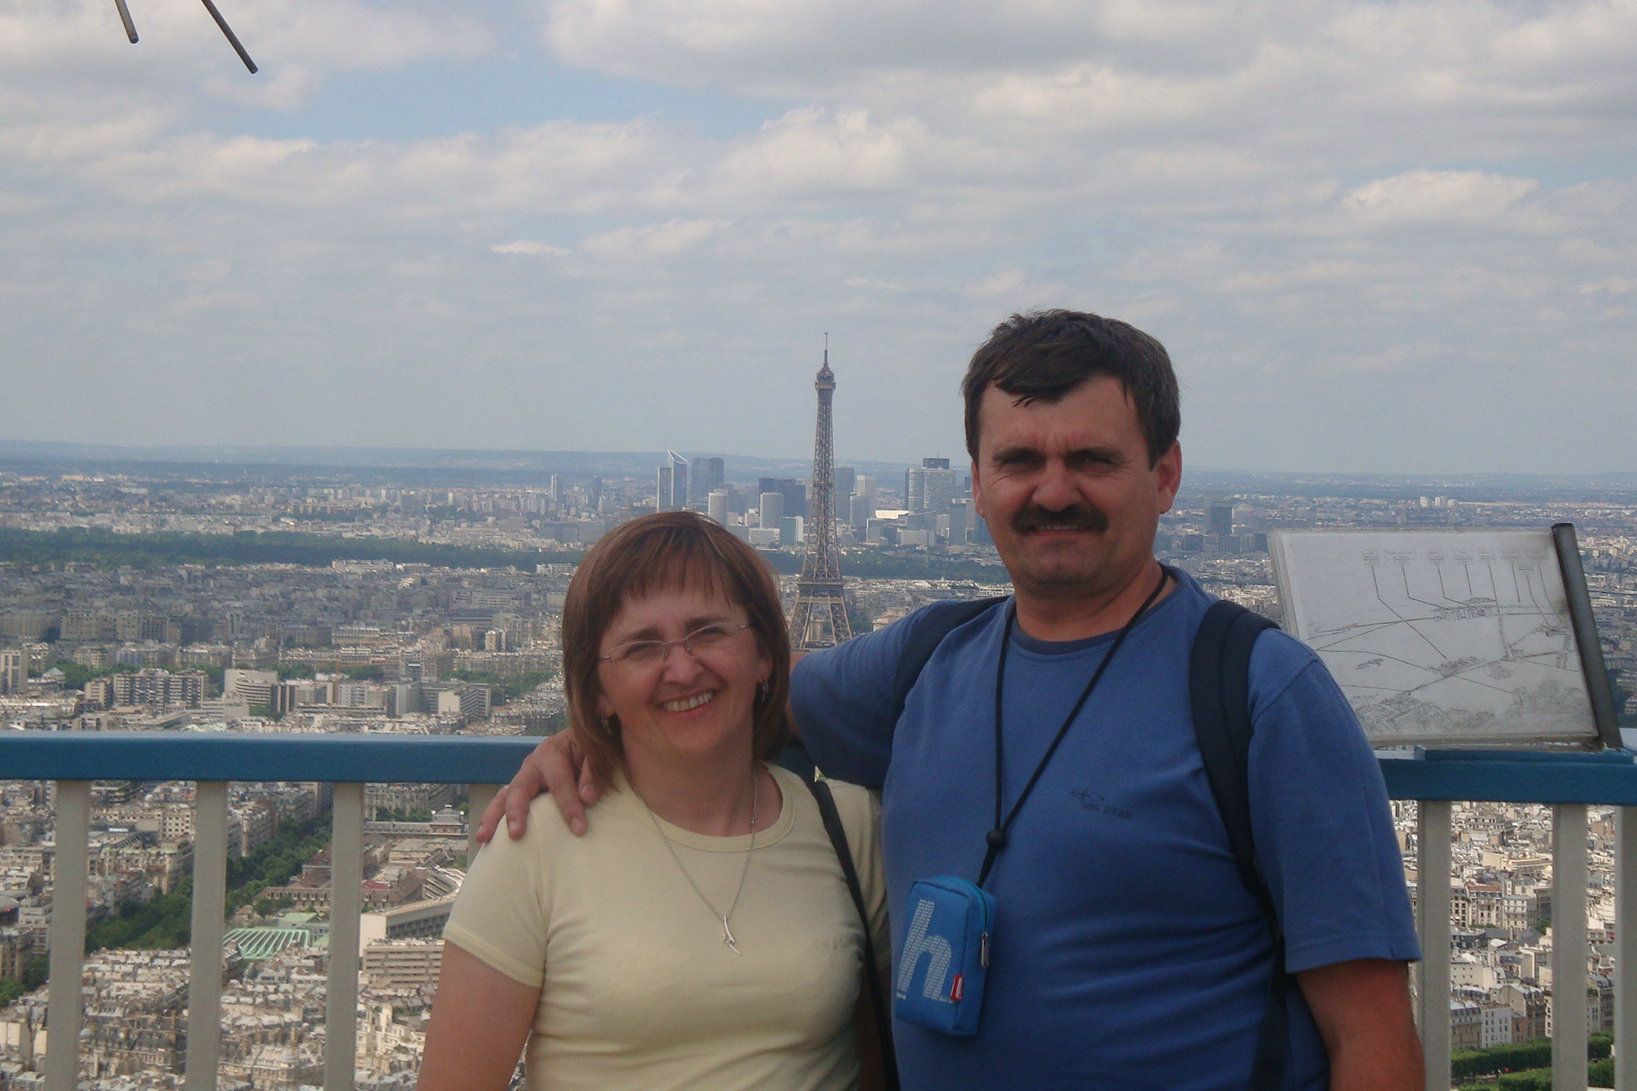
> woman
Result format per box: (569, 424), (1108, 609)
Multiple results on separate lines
(419, 511), (890, 1090)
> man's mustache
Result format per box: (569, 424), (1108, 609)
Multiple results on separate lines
(1012, 506), (1109, 533)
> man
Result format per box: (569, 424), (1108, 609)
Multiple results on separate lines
(482, 310), (1422, 1088)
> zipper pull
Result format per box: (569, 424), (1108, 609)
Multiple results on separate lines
(980, 931), (990, 968)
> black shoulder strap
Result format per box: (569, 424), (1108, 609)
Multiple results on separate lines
(1189, 598), (1286, 1090)
(1190, 599), (1277, 904)
(888, 596), (1008, 726)
(807, 778), (898, 1090)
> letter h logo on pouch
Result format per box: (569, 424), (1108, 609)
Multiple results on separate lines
(897, 898), (955, 1003)
(893, 877), (993, 1037)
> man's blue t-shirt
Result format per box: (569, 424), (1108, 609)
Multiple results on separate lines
(791, 570), (1419, 1089)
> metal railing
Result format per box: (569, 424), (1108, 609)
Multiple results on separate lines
(3, 733), (1636, 1090)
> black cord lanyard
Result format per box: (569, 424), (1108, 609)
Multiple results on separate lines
(977, 568), (1170, 887)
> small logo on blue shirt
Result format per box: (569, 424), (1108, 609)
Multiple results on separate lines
(1072, 786), (1133, 820)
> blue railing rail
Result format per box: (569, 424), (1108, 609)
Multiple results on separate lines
(4, 731), (1633, 799)
(3, 732), (1637, 1091)
(1381, 746), (1637, 804)
(0, 730), (542, 783)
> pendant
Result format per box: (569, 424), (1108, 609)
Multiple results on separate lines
(721, 917), (742, 955)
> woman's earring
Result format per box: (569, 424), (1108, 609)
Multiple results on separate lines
(755, 680), (770, 706)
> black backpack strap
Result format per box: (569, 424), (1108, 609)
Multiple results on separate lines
(1190, 599), (1286, 1090)
(888, 596), (1008, 726)
(807, 778), (898, 1090)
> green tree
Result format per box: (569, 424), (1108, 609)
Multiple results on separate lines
(448, 669), (553, 704)
(53, 661), (95, 690)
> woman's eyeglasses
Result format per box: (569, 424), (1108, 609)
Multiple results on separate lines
(599, 622), (750, 668)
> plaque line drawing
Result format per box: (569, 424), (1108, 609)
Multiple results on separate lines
(1270, 525), (1616, 750)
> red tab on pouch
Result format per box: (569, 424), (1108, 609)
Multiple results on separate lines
(950, 974), (964, 1003)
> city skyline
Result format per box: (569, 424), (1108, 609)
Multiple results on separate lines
(3, 1), (1635, 475)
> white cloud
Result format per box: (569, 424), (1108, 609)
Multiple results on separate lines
(1559, 238), (1623, 264)
(964, 269), (1027, 298)
(717, 109), (917, 197)
(1341, 169), (1539, 225)
(1221, 260), (1371, 295)
(490, 240), (570, 257)
(580, 218), (731, 259)
(970, 64), (1240, 133)
(843, 275), (907, 293)
(960, 267), (1063, 304)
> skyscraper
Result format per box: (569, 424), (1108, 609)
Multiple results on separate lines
(689, 457), (725, 505)
(850, 475), (875, 532)
(706, 489), (730, 526)
(0, 647), (25, 695)
(790, 342), (851, 650)
(907, 457), (958, 514)
(1209, 500), (1235, 550)
(656, 451), (688, 511)
(757, 476), (808, 519)
(758, 492), (785, 529)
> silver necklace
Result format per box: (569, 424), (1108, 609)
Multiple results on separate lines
(645, 769), (758, 955)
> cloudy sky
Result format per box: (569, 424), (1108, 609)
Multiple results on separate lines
(2, 0), (1633, 475)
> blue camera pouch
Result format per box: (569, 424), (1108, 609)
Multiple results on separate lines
(893, 876), (994, 1037)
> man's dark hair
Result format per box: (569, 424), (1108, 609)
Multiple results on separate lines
(961, 309), (1181, 466)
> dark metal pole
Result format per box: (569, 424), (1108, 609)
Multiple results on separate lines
(1554, 521), (1621, 749)
(113, 0), (138, 42)
(199, 0), (257, 73)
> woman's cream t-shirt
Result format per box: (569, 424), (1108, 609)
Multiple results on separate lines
(443, 763), (888, 1090)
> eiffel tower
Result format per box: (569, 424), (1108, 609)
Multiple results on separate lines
(789, 338), (852, 650)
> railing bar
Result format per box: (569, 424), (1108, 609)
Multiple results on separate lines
(1617, 808), (1637, 1091)
(44, 780), (90, 1091)
(467, 783), (496, 867)
(325, 782), (364, 1091)
(1417, 800), (1453, 1091)
(185, 780), (229, 1090)
(1553, 803), (1590, 1091)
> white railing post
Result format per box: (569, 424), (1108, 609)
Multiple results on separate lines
(1417, 800), (1453, 1091)
(44, 780), (91, 1091)
(325, 782), (365, 1091)
(185, 780), (229, 1090)
(1553, 803), (1590, 1091)
(1618, 808), (1637, 1091)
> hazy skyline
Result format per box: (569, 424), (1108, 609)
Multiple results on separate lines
(3, 0), (1634, 475)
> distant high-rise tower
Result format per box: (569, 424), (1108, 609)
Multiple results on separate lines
(758, 491), (785, 529)
(0, 647), (25, 695)
(757, 476), (807, 519)
(1208, 500), (1235, 550)
(907, 457), (958, 514)
(790, 340), (852, 650)
(706, 489), (730, 526)
(656, 451), (688, 511)
(689, 457), (725, 505)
